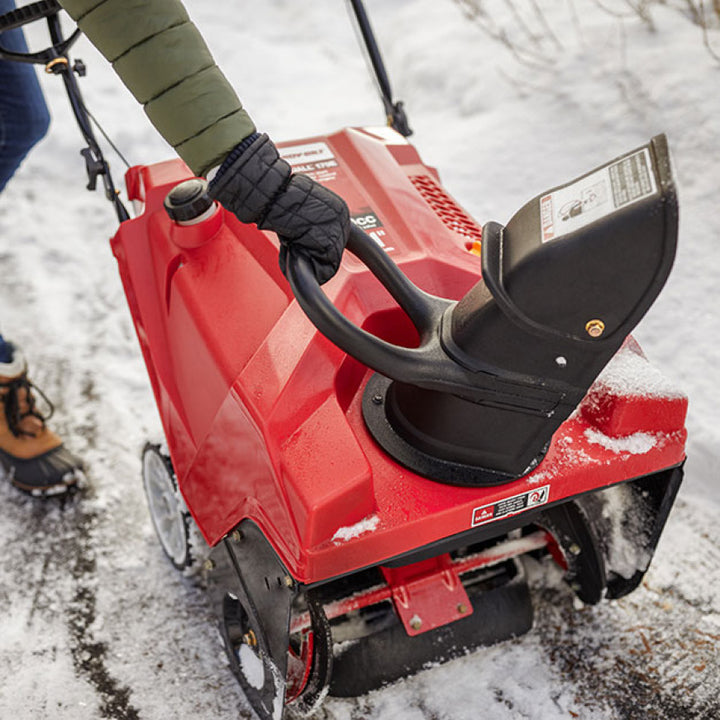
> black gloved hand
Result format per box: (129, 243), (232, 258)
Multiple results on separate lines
(208, 133), (349, 284)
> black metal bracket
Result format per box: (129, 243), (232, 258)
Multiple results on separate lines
(206, 520), (297, 720)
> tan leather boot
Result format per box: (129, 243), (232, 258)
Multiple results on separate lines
(0, 342), (83, 495)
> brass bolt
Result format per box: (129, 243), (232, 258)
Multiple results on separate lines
(585, 319), (605, 338)
(203, 558), (215, 571)
(409, 615), (423, 631)
(243, 630), (257, 647)
(457, 603), (469, 614)
(231, 530), (243, 543)
(283, 575), (294, 588)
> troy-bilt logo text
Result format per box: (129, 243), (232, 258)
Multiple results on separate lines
(471, 485), (551, 527)
(280, 141), (338, 174)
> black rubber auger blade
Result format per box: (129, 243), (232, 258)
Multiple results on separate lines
(329, 559), (533, 697)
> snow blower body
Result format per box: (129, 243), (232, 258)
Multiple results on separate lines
(112, 127), (686, 717)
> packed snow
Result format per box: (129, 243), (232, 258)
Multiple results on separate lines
(1, 1), (719, 719)
(597, 483), (653, 580)
(238, 645), (265, 692)
(591, 344), (687, 400)
(584, 428), (657, 455)
(332, 514), (380, 544)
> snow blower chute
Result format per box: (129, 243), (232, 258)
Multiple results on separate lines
(2, 2), (687, 718)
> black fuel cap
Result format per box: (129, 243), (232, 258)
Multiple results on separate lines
(164, 178), (214, 222)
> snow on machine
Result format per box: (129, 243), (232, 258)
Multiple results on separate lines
(1, 3), (687, 718)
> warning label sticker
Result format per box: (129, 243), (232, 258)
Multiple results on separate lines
(540, 148), (657, 243)
(279, 141), (339, 181)
(471, 485), (551, 527)
(351, 209), (394, 252)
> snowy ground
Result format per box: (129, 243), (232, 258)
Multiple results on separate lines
(1, 1), (719, 718)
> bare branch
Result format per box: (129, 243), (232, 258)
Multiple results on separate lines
(622, 0), (657, 30)
(530, 0), (565, 50)
(590, 0), (639, 18)
(505, 0), (542, 45)
(567, 0), (586, 45)
(700, 0), (720, 61)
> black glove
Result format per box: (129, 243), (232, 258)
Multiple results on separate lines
(209, 133), (350, 284)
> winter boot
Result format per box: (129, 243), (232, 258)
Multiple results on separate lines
(0, 341), (83, 496)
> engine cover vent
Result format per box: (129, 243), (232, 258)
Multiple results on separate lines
(410, 174), (482, 243)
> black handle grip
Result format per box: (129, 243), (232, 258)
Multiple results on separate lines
(286, 224), (452, 383)
(0, 0), (60, 32)
(0, 0), (80, 66)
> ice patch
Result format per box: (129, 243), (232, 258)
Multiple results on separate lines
(585, 428), (656, 455)
(331, 514), (380, 543)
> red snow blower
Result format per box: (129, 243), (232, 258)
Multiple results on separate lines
(2, 3), (687, 718)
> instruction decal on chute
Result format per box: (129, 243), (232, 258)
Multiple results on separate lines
(540, 148), (657, 243)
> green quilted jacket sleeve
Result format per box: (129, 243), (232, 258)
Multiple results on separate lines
(57, 0), (256, 176)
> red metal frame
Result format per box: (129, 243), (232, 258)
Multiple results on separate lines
(289, 530), (551, 636)
(111, 127), (687, 587)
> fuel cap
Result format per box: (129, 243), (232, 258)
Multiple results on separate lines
(164, 178), (214, 222)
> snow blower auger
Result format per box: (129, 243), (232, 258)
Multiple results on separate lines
(3, 3), (687, 718)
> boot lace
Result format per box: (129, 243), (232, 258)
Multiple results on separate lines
(0, 373), (55, 438)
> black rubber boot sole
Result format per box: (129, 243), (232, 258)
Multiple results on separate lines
(0, 444), (84, 496)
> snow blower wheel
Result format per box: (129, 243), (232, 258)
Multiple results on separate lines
(212, 542), (333, 719)
(142, 443), (192, 570)
(221, 591), (283, 718)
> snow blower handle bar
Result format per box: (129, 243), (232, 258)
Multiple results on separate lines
(0, 0), (58, 29)
(287, 225), (464, 388)
(0, 1), (129, 224)
(0, 1), (79, 64)
(348, 0), (412, 137)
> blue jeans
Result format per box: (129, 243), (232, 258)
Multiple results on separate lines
(1, 0), (51, 362)
(0, 336), (10, 362)
(0, 0), (51, 193)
